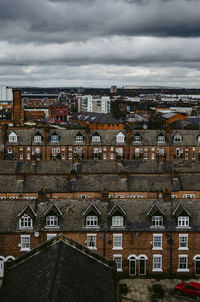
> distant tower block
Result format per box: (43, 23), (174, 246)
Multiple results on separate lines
(12, 89), (24, 126)
(110, 86), (117, 94)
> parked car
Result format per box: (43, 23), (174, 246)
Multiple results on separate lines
(175, 282), (200, 300)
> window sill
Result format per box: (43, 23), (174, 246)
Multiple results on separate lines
(112, 248), (123, 251)
(110, 226), (125, 229)
(20, 248), (30, 251)
(88, 247), (97, 250)
(178, 248), (189, 251)
(176, 227), (191, 229)
(152, 269), (163, 272)
(19, 227), (33, 230)
(152, 248), (163, 251)
(85, 226), (100, 229)
(150, 226), (165, 229)
(44, 226), (60, 229)
(117, 269), (123, 272)
(177, 269), (189, 272)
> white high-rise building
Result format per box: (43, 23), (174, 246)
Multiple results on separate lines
(78, 95), (111, 114)
(0, 85), (13, 109)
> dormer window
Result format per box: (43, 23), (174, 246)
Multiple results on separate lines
(51, 134), (59, 143)
(174, 135), (182, 142)
(86, 215), (98, 227)
(83, 204), (101, 228)
(92, 132), (100, 143)
(8, 132), (17, 142)
(44, 203), (62, 228)
(34, 134), (42, 143)
(75, 132), (84, 142)
(45, 214), (59, 227)
(157, 134), (165, 143)
(116, 132), (125, 143)
(19, 214), (33, 229)
(112, 216), (124, 227)
(177, 216), (190, 227)
(133, 135), (141, 143)
(152, 216), (163, 227)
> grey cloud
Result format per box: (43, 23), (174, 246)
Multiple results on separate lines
(0, 0), (200, 45)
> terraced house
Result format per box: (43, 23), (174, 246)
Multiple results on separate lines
(0, 160), (200, 279)
(1, 127), (200, 161)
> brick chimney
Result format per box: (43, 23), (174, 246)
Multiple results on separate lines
(121, 169), (128, 181)
(86, 124), (90, 145)
(116, 154), (121, 164)
(172, 168), (178, 180)
(70, 169), (76, 180)
(37, 187), (47, 203)
(126, 123), (131, 145)
(17, 170), (25, 182)
(12, 90), (24, 126)
(101, 187), (109, 203)
(162, 187), (171, 202)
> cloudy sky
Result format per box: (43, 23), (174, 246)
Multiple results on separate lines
(0, 0), (200, 88)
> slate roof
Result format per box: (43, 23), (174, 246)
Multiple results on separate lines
(4, 128), (200, 146)
(74, 112), (121, 124)
(0, 160), (199, 193)
(0, 198), (199, 233)
(0, 236), (117, 302)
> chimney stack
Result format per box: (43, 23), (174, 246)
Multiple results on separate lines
(12, 89), (24, 126)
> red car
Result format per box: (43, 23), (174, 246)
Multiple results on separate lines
(175, 282), (200, 300)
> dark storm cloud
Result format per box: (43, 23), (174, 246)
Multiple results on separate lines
(0, 0), (200, 87)
(0, 0), (200, 44)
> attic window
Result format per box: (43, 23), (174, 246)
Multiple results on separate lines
(152, 216), (163, 227)
(92, 135), (100, 143)
(45, 215), (59, 227)
(19, 214), (33, 229)
(112, 216), (124, 227)
(8, 132), (17, 142)
(158, 135), (165, 142)
(86, 215), (98, 227)
(34, 135), (42, 143)
(133, 135), (141, 142)
(174, 135), (182, 142)
(76, 135), (83, 142)
(177, 216), (190, 227)
(51, 135), (59, 142)
(116, 133), (125, 143)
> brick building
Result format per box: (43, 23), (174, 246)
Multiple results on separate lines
(0, 160), (200, 278)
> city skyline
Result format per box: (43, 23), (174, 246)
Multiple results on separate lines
(0, 0), (200, 88)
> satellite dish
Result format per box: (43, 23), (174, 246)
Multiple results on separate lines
(34, 231), (39, 238)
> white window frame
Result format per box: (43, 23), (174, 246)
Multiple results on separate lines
(112, 216), (124, 227)
(20, 153), (23, 160)
(20, 235), (30, 251)
(113, 234), (123, 250)
(8, 147), (12, 154)
(183, 194), (195, 199)
(116, 134), (125, 143)
(87, 234), (97, 250)
(177, 255), (189, 272)
(69, 153), (72, 159)
(158, 135), (165, 143)
(45, 215), (59, 228)
(153, 254), (162, 272)
(27, 153), (30, 160)
(76, 136), (83, 142)
(174, 135), (182, 142)
(113, 254), (123, 271)
(47, 233), (56, 241)
(152, 216), (163, 227)
(86, 215), (98, 227)
(110, 153), (114, 160)
(177, 216), (190, 228)
(179, 234), (188, 250)
(153, 234), (163, 250)
(9, 133), (17, 142)
(133, 135), (141, 142)
(19, 214), (33, 229)
(92, 135), (100, 143)
(103, 153), (107, 160)
(34, 135), (42, 143)
(51, 135), (59, 143)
